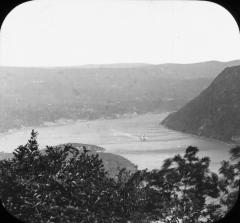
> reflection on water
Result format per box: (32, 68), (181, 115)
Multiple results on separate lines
(0, 113), (234, 173)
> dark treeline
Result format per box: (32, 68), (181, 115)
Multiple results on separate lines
(0, 130), (239, 223)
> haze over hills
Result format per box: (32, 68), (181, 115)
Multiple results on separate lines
(0, 60), (240, 133)
(162, 65), (240, 142)
(2, 59), (240, 77)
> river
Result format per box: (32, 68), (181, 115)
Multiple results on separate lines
(0, 113), (234, 173)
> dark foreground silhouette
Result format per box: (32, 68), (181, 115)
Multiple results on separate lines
(0, 130), (239, 223)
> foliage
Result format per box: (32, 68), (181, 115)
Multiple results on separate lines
(144, 146), (221, 223)
(218, 146), (240, 214)
(0, 130), (117, 223)
(0, 131), (239, 223)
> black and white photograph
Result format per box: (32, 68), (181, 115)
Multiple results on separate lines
(0, 0), (240, 222)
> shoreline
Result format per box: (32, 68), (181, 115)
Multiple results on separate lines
(0, 112), (233, 172)
(161, 122), (237, 148)
(0, 112), (169, 137)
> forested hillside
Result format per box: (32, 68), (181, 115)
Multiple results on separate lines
(162, 65), (240, 142)
(1, 60), (240, 133)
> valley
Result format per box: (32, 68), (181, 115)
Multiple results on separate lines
(1, 60), (239, 133)
(0, 113), (234, 173)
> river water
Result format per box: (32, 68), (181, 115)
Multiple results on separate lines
(0, 113), (234, 173)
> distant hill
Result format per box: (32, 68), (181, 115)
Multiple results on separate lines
(0, 60), (240, 133)
(0, 143), (137, 178)
(162, 65), (240, 142)
(97, 152), (137, 178)
(152, 60), (240, 79)
(56, 143), (105, 152)
(78, 63), (152, 69)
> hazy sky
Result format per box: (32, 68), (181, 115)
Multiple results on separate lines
(0, 0), (240, 67)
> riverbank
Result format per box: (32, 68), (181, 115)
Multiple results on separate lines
(0, 112), (232, 173)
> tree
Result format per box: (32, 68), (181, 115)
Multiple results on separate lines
(218, 146), (240, 215)
(0, 131), (119, 223)
(1, 131), (236, 223)
(113, 169), (149, 222)
(145, 146), (221, 223)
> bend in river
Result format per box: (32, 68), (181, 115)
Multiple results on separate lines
(0, 113), (234, 173)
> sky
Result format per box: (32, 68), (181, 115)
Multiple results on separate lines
(0, 0), (240, 67)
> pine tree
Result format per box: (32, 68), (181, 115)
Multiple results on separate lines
(1, 131), (236, 223)
(13, 129), (39, 161)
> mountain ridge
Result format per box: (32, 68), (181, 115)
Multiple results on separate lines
(1, 59), (240, 69)
(1, 60), (240, 133)
(161, 65), (240, 142)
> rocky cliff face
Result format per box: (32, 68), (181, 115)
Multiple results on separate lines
(162, 65), (240, 142)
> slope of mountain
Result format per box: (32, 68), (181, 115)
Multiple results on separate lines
(0, 60), (240, 133)
(0, 143), (137, 178)
(56, 143), (105, 152)
(162, 65), (240, 142)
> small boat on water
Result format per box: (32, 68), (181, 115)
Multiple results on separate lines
(140, 134), (147, 142)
